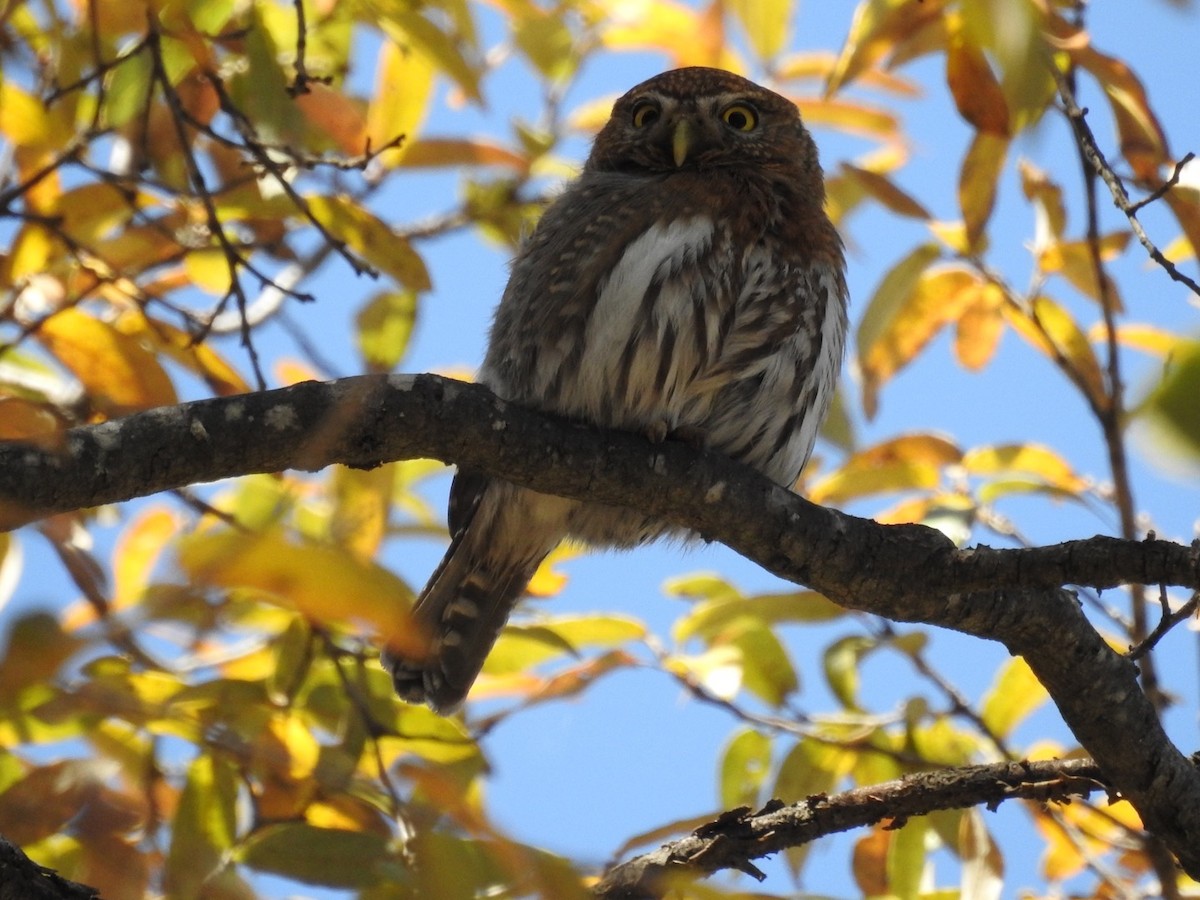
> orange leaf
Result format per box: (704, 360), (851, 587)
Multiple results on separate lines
(954, 282), (1005, 370)
(1074, 45), (1168, 181)
(37, 308), (177, 415)
(946, 24), (1010, 135)
(842, 164), (930, 219)
(114, 313), (251, 397)
(0, 398), (67, 449)
(295, 83), (368, 155)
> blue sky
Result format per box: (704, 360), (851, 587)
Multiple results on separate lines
(5, 1), (1200, 896)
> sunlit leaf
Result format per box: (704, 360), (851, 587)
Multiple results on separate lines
(295, 82), (368, 155)
(307, 195), (432, 291)
(366, 38), (436, 166)
(954, 281), (1005, 370)
(1003, 296), (1108, 410)
(113, 313), (252, 396)
(37, 308), (177, 415)
(887, 816), (929, 900)
(981, 657), (1049, 741)
(329, 464), (395, 559)
(602, 0), (733, 69)
(719, 727), (771, 809)
(853, 827), (891, 896)
(795, 97), (900, 141)
(827, 0), (949, 93)
(356, 290), (418, 372)
(728, 0), (792, 61)
(1093, 322), (1183, 357)
(1037, 233), (1131, 305)
(166, 754), (238, 900)
(959, 132), (1010, 246)
(962, 443), (1088, 493)
(398, 137), (529, 170)
(177, 529), (416, 645)
(373, 0), (483, 103)
(855, 243), (943, 417)
(1074, 44), (1168, 180)
(674, 590), (845, 644)
(946, 19), (1010, 135)
(485, 614), (646, 675)
(513, 7), (578, 81)
(1019, 159), (1067, 251)
(0, 612), (84, 699)
(0, 398), (66, 449)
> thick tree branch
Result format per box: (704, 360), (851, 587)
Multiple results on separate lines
(1, 373), (1199, 875)
(595, 758), (1110, 898)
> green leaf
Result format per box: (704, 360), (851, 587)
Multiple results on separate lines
(823, 635), (878, 710)
(1138, 339), (1200, 467)
(238, 823), (390, 888)
(719, 728), (772, 809)
(105, 47), (154, 128)
(166, 754), (238, 900)
(356, 290), (418, 371)
(887, 816), (929, 900)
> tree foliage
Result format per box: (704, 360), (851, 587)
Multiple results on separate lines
(0, 0), (1197, 898)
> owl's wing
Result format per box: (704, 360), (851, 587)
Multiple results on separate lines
(695, 261), (848, 483)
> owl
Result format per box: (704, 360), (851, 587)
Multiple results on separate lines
(384, 67), (848, 712)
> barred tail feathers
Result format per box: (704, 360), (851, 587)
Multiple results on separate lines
(385, 484), (568, 712)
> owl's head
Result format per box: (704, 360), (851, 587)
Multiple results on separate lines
(585, 67), (819, 178)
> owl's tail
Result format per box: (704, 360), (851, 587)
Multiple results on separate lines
(383, 482), (565, 713)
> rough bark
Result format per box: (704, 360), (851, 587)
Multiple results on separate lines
(1, 373), (1199, 877)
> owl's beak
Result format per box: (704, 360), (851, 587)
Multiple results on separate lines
(671, 120), (693, 167)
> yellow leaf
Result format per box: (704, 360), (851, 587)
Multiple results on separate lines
(113, 508), (182, 611)
(602, 0), (734, 69)
(962, 442), (1088, 493)
(0, 83), (71, 149)
(366, 39), (436, 167)
(1018, 159), (1066, 250)
(980, 656), (1049, 737)
(182, 248), (234, 296)
(177, 530), (417, 647)
(1090, 322), (1182, 357)
(1163, 185), (1200, 266)
(954, 281), (1005, 370)
(1003, 296), (1107, 410)
(959, 132), (1010, 246)
(808, 459), (941, 506)
(0, 398), (66, 449)
(113, 313), (251, 396)
(1036, 233), (1130, 305)
(946, 19), (1010, 135)
(513, 7), (578, 81)
(795, 97), (900, 141)
(37, 308), (177, 415)
(525, 543), (580, 598)
(1073, 45), (1167, 181)
(727, 0), (792, 61)
(307, 195), (432, 291)
(827, 0), (948, 94)
(9, 224), (57, 282)
(859, 259), (979, 418)
(330, 464), (395, 560)
(397, 137), (529, 171)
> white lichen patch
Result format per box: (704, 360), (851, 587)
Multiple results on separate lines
(265, 404), (299, 431)
(224, 401), (245, 422)
(492, 419), (506, 431)
(189, 419), (210, 441)
(704, 481), (727, 503)
(91, 421), (122, 451)
(651, 453), (667, 475)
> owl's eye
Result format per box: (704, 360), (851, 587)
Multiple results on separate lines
(631, 101), (660, 129)
(721, 103), (758, 132)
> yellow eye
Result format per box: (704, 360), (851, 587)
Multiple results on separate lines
(631, 101), (660, 129)
(721, 103), (758, 132)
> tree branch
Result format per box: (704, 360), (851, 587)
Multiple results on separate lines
(595, 758), (1110, 898)
(1, 373), (1199, 875)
